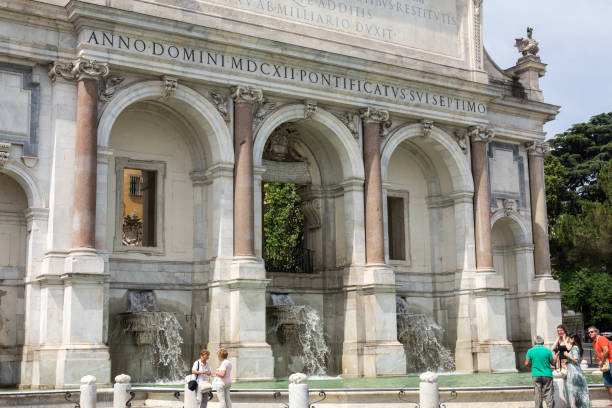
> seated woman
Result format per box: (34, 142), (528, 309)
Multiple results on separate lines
(564, 333), (591, 408)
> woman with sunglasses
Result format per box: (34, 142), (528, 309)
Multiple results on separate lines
(563, 333), (591, 408)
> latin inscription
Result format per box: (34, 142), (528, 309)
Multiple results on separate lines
(207, 0), (459, 54)
(87, 31), (486, 114)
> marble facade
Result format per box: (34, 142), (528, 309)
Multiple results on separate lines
(0, 0), (562, 388)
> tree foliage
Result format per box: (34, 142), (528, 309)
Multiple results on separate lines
(546, 113), (612, 328)
(263, 183), (304, 273)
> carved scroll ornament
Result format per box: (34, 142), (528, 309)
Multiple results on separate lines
(49, 58), (109, 82)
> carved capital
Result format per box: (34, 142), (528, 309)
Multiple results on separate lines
(231, 85), (263, 104)
(468, 126), (494, 143)
(161, 75), (177, 98)
(0, 142), (10, 167)
(359, 107), (390, 124)
(304, 100), (318, 119)
(525, 141), (550, 157)
(49, 58), (109, 82)
(421, 120), (434, 138)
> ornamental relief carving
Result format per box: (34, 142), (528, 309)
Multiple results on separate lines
(331, 111), (360, 139)
(99, 74), (125, 102)
(207, 90), (230, 122)
(0, 142), (10, 167)
(49, 58), (109, 82)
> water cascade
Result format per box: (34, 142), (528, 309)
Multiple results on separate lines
(396, 296), (455, 373)
(267, 293), (330, 377)
(117, 290), (185, 381)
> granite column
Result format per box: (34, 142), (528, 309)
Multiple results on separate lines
(526, 141), (551, 276)
(469, 126), (494, 272)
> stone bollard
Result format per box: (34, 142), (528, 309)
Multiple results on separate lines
(419, 372), (440, 408)
(184, 375), (199, 408)
(79, 375), (97, 408)
(552, 370), (569, 408)
(580, 360), (588, 371)
(113, 374), (132, 408)
(289, 373), (309, 408)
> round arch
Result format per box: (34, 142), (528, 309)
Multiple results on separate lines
(0, 161), (44, 208)
(381, 124), (473, 193)
(98, 81), (234, 168)
(253, 104), (364, 181)
(491, 212), (531, 246)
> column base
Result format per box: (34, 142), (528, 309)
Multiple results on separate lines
(64, 247), (105, 275)
(341, 341), (406, 377)
(530, 275), (562, 345)
(225, 343), (275, 382)
(474, 341), (517, 373)
(55, 345), (111, 388)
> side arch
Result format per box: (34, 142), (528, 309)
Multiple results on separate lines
(490, 212), (531, 245)
(253, 104), (364, 181)
(98, 81), (234, 167)
(381, 124), (473, 193)
(0, 161), (45, 208)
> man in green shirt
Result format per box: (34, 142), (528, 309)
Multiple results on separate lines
(525, 335), (557, 408)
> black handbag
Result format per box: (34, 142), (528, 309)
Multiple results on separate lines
(188, 379), (198, 391)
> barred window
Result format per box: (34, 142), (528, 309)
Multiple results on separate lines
(129, 175), (143, 197)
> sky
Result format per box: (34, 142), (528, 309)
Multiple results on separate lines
(484, 0), (612, 138)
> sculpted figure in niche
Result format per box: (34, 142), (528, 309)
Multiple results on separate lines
(515, 27), (539, 57)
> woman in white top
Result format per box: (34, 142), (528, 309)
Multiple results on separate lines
(215, 348), (232, 408)
(191, 349), (212, 408)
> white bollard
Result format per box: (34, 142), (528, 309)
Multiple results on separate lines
(419, 371), (440, 408)
(289, 373), (309, 408)
(79, 375), (97, 408)
(580, 359), (588, 371)
(552, 370), (569, 408)
(113, 374), (132, 408)
(184, 375), (199, 408)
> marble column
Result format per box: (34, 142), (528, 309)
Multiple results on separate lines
(48, 59), (111, 387)
(360, 107), (388, 265)
(231, 85), (262, 257)
(526, 141), (551, 276)
(469, 126), (494, 272)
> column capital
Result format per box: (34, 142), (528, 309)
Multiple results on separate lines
(525, 141), (550, 157)
(231, 85), (263, 104)
(359, 107), (390, 124)
(468, 125), (494, 143)
(48, 58), (109, 82)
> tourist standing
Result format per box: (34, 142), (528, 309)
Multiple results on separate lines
(526, 335), (557, 408)
(588, 326), (612, 403)
(564, 333), (591, 408)
(552, 324), (570, 371)
(214, 348), (233, 408)
(192, 349), (212, 408)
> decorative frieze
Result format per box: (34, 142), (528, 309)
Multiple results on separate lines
(525, 141), (550, 157)
(0, 142), (10, 166)
(48, 58), (109, 82)
(161, 75), (177, 97)
(468, 125), (494, 143)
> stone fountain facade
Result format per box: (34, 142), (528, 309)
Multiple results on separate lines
(0, 0), (562, 388)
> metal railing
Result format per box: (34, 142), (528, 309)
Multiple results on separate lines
(273, 390), (326, 408)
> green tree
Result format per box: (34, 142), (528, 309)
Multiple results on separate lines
(549, 112), (612, 210)
(263, 183), (304, 272)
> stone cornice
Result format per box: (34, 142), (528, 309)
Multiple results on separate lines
(231, 85), (263, 104)
(49, 58), (109, 82)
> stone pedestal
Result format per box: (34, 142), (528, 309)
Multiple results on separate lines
(113, 374), (132, 408)
(553, 370), (570, 408)
(531, 276), (563, 345)
(505, 56), (547, 102)
(288, 373), (309, 408)
(419, 372), (440, 408)
(79, 375), (97, 408)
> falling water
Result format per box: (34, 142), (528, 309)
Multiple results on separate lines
(118, 291), (185, 381)
(268, 294), (330, 376)
(396, 296), (455, 373)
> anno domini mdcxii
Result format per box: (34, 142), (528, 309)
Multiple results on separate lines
(0, 0), (561, 388)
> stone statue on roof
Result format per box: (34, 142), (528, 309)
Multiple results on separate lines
(515, 27), (540, 57)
